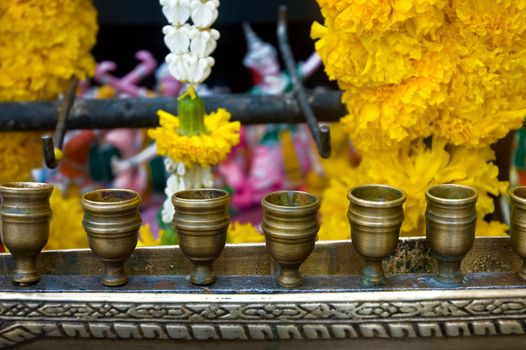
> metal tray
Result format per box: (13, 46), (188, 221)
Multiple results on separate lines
(0, 237), (525, 349)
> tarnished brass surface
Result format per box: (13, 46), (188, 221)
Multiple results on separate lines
(172, 189), (230, 285)
(0, 277), (525, 348)
(262, 191), (320, 288)
(0, 237), (518, 277)
(510, 186), (526, 280)
(347, 184), (405, 286)
(81, 189), (141, 286)
(0, 237), (522, 348)
(425, 184), (477, 285)
(0, 182), (53, 285)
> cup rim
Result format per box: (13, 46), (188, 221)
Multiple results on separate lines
(426, 184), (478, 205)
(0, 182), (53, 193)
(174, 188), (229, 202)
(510, 186), (526, 205)
(347, 184), (406, 208)
(262, 190), (320, 210)
(82, 188), (140, 206)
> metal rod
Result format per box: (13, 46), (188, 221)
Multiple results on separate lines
(41, 78), (79, 168)
(0, 90), (344, 131)
(55, 78), (79, 149)
(277, 5), (331, 158)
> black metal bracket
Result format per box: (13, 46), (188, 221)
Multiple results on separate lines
(41, 78), (79, 169)
(277, 5), (331, 158)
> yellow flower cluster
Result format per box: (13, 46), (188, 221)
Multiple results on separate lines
(0, 132), (42, 183)
(227, 222), (264, 244)
(149, 108), (240, 166)
(312, 0), (526, 151)
(318, 137), (508, 239)
(0, 0), (97, 184)
(47, 187), (87, 250)
(136, 221), (263, 246)
(138, 224), (165, 247)
(0, 0), (97, 101)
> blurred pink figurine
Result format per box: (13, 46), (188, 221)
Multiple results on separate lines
(219, 23), (321, 211)
(95, 50), (157, 97)
(103, 129), (150, 195)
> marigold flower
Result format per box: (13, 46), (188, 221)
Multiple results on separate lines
(227, 222), (264, 244)
(0, 0), (97, 101)
(0, 0), (97, 186)
(313, 0), (526, 150)
(47, 187), (88, 250)
(318, 138), (508, 238)
(148, 108), (240, 166)
(138, 224), (166, 247)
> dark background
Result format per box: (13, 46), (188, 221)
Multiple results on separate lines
(92, 0), (331, 92)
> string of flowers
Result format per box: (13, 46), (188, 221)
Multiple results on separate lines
(149, 0), (241, 226)
(311, 0), (526, 237)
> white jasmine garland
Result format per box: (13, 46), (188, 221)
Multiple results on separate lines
(160, 0), (190, 25)
(190, 0), (219, 28)
(162, 24), (191, 54)
(159, 0), (222, 224)
(160, 0), (220, 85)
(189, 28), (219, 57)
(161, 160), (214, 224)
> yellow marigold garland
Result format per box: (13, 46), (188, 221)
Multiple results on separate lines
(0, 0), (97, 185)
(312, 0), (526, 151)
(227, 222), (264, 244)
(149, 108), (240, 166)
(318, 138), (508, 239)
(0, 132), (42, 183)
(0, 0), (97, 101)
(138, 224), (165, 247)
(312, 0), (523, 238)
(47, 187), (88, 250)
(137, 221), (263, 246)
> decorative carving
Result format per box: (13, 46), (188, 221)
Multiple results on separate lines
(0, 294), (525, 347)
(1, 319), (526, 347)
(1, 299), (526, 322)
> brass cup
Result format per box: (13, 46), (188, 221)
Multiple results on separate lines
(509, 187), (526, 280)
(172, 189), (230, 286)
(262, 191), (320, 288)
(347, 184), (406, 286)
(425, 184), (477, 285)
(0, 182), (53, 286)
(81, 189), (141, 287)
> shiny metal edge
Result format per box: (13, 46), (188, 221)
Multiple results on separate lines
(0, 237), (524, 347)
(1, 286), (526, 347)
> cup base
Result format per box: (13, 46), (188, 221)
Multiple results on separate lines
(433, 274), (463, 286)
(102, 275), (128, 287)
(361, 260), (385, 287)
(435, 258), (463, 286)
(277, 275), (302, 288)
(13, 278), (39, 287)
(189, 264), (216, 286)
(13, 272), (40, 286)
(277, 265), (303, 288)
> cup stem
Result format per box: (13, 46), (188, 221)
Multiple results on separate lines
(102, 261), (128, 287)
(190, 262), (216, 286)
(519, 261), (526, 281)
(12, 255), (39, 285)
(435, 258), (462, 285)
(362, 259), (385, 286)
(277, 264), (302, 288)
